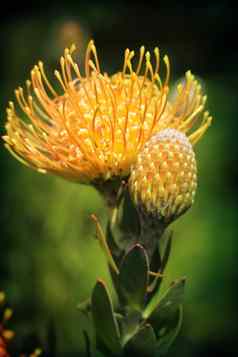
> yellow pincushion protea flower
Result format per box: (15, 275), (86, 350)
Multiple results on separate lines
(3, 40), (211, 183)
(129, 128), (198, 224)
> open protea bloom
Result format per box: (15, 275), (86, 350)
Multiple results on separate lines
(3, 40), (211, 183)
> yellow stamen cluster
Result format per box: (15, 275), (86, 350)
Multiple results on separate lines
(129, 128), (197, 223)
(0, 292), (41, 357)
(0, 292), (14, 357)
(3, 40), (212, 183)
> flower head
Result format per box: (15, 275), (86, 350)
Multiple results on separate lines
(3, 40), (211, 183)
(129, 128), (198, 224)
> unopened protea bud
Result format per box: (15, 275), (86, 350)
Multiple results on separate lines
(129, 128), (197, 225)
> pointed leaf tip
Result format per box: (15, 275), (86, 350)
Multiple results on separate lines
(119, 244), (149, 310)
(91, 280), (121, 354)
(125, 323), (157, 356)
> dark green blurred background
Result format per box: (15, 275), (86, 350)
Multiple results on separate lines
(0, 1), (237, 356)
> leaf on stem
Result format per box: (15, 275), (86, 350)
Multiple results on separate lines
(155, 305), (183, 356)
(91, 279), (122, 354)
(125, 323), (157, 356)
(159, 230), (173, 273)
(148, 231), (173, 294)
(143, 277), (186, 320)
(119, 244), (149, 310)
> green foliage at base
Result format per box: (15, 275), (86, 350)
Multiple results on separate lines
(78, 190), (186, 356)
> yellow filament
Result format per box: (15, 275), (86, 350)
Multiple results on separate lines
(122, 48), (130, 75)
(38, 61), (57, 97)
(154, 47), (160, 75)
(163, 55), (170, 87)
(136, 46), (145, 74)
(189, 113), (212, 145)
(90, 41), (101, 72)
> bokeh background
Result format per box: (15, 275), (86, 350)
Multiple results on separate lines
(0, 1), (237, 356)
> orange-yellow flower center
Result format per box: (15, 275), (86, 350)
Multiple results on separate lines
(55, 72), (168, 180)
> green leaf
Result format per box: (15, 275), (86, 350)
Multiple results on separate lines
(83, 330), (92, 357)
(147, 230), (173, 296)
(155, 305), (183, 355)
(119, 244), (149, 310)
(106, 220), (121, 256)
(118, 189), (141, 237)
(150, 245), (162, 277)
(118, 310), (141, 346)
(160, 231), (173, 273)
(143, 278), (186, 320)
(109, 189), (141, 252)
(125, 323), (157, 357)
(91, 280), (121, 354)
